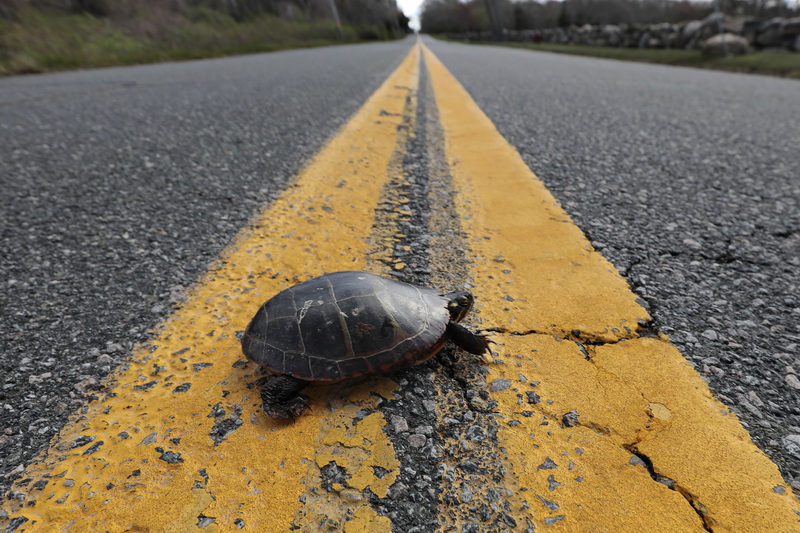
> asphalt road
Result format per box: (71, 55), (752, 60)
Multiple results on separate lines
(424, 37), (800, 487)
(0, 38), (415, 496)
(1, 33), (799, 515)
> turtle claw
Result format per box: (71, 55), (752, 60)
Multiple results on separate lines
(287, 394), (312, 419)
(263, 394), (311, 419)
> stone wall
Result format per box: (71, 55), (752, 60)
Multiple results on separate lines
(446, 14), (800, 54)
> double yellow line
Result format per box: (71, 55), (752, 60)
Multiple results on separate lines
(2, 43), (797, 532)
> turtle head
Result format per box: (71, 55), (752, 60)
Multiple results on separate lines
(445, 291), (474, 322)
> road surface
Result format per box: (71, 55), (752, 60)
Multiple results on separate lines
(1, 36), (798, 531)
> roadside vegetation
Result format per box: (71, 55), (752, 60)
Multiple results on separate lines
(421, 0), (799, 33)
(0, 0), (411, 76)
(481, 41), (800, 78)
(423, 0), (800, 78)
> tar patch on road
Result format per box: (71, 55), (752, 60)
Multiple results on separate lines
(363, 55), (443, 532)
(422, 64), (532, 532)
(363, 56), (534, 532)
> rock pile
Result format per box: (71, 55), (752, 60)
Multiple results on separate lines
(702, 33), (751, 57)
(447, 14), (800, 54)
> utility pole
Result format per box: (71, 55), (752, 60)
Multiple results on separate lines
(327, 0), (344, 41)
(483, 0), (503, 41)
(712, 0), (729, 57)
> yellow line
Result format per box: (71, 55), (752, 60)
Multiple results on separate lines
(2, 46), (419, 532)
(291, 46), (421, 532)
(421, 46), (649, 343)
(423, 44), (799, 532)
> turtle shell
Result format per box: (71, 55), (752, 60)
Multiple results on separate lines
(241, 271), (451, 382)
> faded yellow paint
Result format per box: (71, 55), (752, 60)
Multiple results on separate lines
(596, 338), (800, 532)
(343, 506), (392, 533)
(284, 47), (419, 532)
(2, 45), (421, 532)
(423, 43), (800, 531)
(316, 410), (398, 498)
(489, 334), (704, 531)
(291, 379), (401, 531)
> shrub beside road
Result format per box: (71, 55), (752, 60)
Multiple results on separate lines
(0, 2), (408, 76)
(492, 41), (800, 78)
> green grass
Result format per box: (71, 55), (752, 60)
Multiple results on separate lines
(474, 41), (800, 79)
(0, 7), (395, 76)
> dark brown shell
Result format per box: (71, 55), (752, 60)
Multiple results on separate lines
(241, 271), (450, 382)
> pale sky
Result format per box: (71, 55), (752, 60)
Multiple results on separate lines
(397, 0), (423, 31)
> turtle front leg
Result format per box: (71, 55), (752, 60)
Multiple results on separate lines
(446, 322), (491, 356)
(260, 375), (310, 419)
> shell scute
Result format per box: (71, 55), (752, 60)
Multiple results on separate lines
(297, 301), (349, 360)
(329, 273), (378, 301)
(304, 356), (342, 381)
(265, 315), (303, 355)
(283, 351), (313, 378)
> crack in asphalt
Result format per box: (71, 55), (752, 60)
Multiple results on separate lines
(486, 311), (719, 530)
(344, 57), (443, 531)
(484, 320), (661, 346)
(625, 446), (714, 532)
(576, 339), (717, 531)
(573, 344), (714, 528)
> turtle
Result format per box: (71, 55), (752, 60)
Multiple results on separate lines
(241, 271), (490, 418)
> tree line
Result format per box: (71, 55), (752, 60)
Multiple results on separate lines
(0, 0), (411, 35)
(420, 0), (800, 34)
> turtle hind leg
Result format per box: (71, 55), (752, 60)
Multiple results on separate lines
(446, 322), (491, 356)
(260, 375), (311, 419)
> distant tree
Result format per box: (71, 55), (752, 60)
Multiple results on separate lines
(666, 0), (710, 22)
(0, 0), (24, 20)
(396, 8), (411, 32)
(72, 0), (111, 17)
(421, 0), (479, 33)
